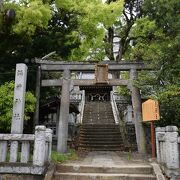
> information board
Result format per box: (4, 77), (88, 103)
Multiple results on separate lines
(142, 99), (160, 122)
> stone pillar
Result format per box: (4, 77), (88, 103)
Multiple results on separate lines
(56, 105), (60, 137)
(129, 68), (146, 154)
(57, 69), (70, 153)
(165, 126), (179, 169)
(9, 141), (18, 162)
(33, 66), (41, 127)
(155, 127), (165, 163)
(21, 141), (30, 163)
(0, 141), (7, 162)
(11, 64), (27, 133)
(10, 64), (27, 162)
(45, 128), (53, 162)
(33, 126), (46, 166)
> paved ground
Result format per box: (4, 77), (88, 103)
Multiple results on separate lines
(66, 151), (151, 167)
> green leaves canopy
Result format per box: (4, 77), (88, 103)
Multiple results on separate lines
(55, 0), (124, 60)
(13, 0), (52, 36)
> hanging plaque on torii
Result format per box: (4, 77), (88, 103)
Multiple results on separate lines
(95, 64), (108, 84)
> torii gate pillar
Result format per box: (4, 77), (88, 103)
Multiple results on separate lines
(130, 68), (146, 154)
(57, 69), (70, 153)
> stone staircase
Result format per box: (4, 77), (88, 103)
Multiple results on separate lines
(78, 102), (124, 151)
(53, 151), (157, 180)
(53, 165), (156, 180)
(52, 101), (159, 180)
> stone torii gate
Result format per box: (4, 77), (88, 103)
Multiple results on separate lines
(34, 60), (149, 154)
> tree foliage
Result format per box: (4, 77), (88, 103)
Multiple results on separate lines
(125, 0), (180, 126)
(55, 0), (124, 60)
(0, 0), (179, 127)
(104, 0), (143, 61)
(0, 81), (36, 132)
(0, 0), (124, 62)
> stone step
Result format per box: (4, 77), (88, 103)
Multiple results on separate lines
(83, 119), (114, 122)
(79, 137), (122, 141)
(79, 135), (121, 139)
(83, 116), (114, 118)
(83, 119), (114, 121)
(78, 144), (123, 148)
(82, 124), (117, 126)
(82, 121), (115, 124)
(79, 141), (122, 146)
(79, 139), (122, 143)
(81, 136), (120, 139)
(83, 115), (114, 117)
(81, 129), (119, 132)
(56, 164), (154, 174)
(84, 108), (113, 110)
(81, 124), (118, 128)
(80, 131), (120, 135)
(81, 126), (119, 129)
(78, 147), (124, 152)
(53, 172), (156, 180)
(83, 112), (113, 113)
(79, 134), (122, 137)
(79, 100), (123, 151)
(79, 136), (122, 140)
(80, 128), (119, 132)
(83, 109), (113, 111)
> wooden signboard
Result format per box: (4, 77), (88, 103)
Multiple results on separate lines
(142, 99), (160, 122)
(95, 64), (108, 84)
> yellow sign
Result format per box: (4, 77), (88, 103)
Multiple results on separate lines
(142, 99), (160, 122)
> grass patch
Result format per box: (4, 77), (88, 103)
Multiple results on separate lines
(127, 151), (132, 161)
(51, 149), (78, 163)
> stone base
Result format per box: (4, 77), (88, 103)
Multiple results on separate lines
(0, 163), (48, 175)
(164, 167), (180, 180)
(0, 174), (43, 180)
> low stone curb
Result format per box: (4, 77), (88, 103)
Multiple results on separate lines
(151, 162), (166, 180)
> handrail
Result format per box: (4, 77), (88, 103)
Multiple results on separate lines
(110, 91), (120, 124)
(79, 90), (85, 124)
(75, 90), (85, 124)
(0, 134), (34, 141)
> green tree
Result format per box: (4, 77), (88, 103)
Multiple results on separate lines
(125, 0), (180, 126)
(0, 81), (36, 132)
(103, 0), (143, 61)
(0, 0), (80, 85)
(55, 0), (124, 60)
